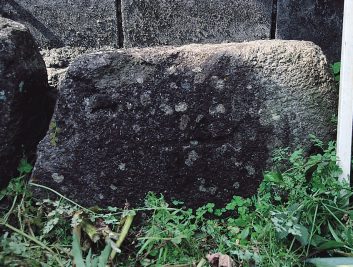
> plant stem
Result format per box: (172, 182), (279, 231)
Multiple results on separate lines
(110, 214), (134, 261)
(3, 194), (17, 223)
(306, 204), (318, 257)
(196, 258), (207, 267)
(322, 203), (346, 228)
(82, 220), (100, 243)
(29, 182), (95, 214)
(0, 220), (64, 267)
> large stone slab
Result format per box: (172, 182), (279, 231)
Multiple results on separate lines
(122, 0), (272, 47)
(32, 40), (337, 207)
(0, 17), (54, 188)
(276, 0), (343, 63)
(0, 0), (117, 48)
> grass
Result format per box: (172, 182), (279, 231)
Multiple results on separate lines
(1, 137), (353, 266)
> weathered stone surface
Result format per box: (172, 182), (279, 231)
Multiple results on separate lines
(41, 46), (115, 89)
(0, 0), (117, 49)
(122, 0), (272, 48)
(0, 17), (54, 188)
(276, 0), (343, 63)
(32, 40), (337, 207)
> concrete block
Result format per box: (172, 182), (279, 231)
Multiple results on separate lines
(122, 0), (273, 48)
(276, 0), (343, 63)
(0, 0), (118, 48)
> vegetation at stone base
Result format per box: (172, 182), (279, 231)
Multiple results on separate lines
(332, 62), (341, 83)
(1, 138), (353, 266)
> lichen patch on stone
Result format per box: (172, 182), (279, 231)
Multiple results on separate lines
(209, 104), (226, 115)
(175, 102), (188, 112)
(52, 173), (64, 183)
(0, 90), (6, 101)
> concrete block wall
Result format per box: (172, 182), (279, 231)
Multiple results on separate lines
(121, 0), (273, 47)
(0, 0), (344, 62)
(276, 0), (344, 63)
(0, 0), (118, 48)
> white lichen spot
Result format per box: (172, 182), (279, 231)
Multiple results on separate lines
(215, 80), (225, 90)
(132, 124), (141, 133)
(233, 182), (240, 189)
(209, 187), (217, 195)
(181, 81), (191, 91)
(192, 67), (202, 73)
(190, 140), (199, 146)
(231, 157), (242, 167)
(136, 77), (144, 84)
(170, 82), (178, 89)
(179, 115), (190, 130)
(140, 91), (152, 106)
(194, 73), (206, 84)
(272, 113), (281, 121)
(246, 85), (253, 90)
(175, 102), (188, 112)
(117, 104), (123, 112)
(196, 114), (204, 123)
(126, 102), (133, 110)
(159, 104), (174, 115)
(110, 184), (118, 191)
(0, 90), (6, 101)
(199, 184), (207, 192)
(99, 194), (104, 200)
(185, 150), (199, 166)
(52, 173), (64, 183)
(209, 104), (226, 115)
(166, 66), (177, 75)
(83, 97), (90, 107)
(197, 178), (217, 194)
(18, 81), (24, 92)
(119, 163), (126, 171)
(216, 144), (228, 155)
(245, 165), (256, 176)
(211, 76), (225, 90)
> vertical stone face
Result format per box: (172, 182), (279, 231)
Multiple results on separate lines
(122, 0), (273, 48)
(0, 0), (118, 48)
(0, 17), (54, 188)
(32, 41), (337, 208)
(276, 0), (343, 63)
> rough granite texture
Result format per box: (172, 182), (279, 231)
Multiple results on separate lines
(40, 46), (115, 90)
(122, 0), (272, 47)
(0, 17), (54, 188)
(0, 0), (117, 48)
(276, 0), (343, 63)
(32, 40), (337, 207)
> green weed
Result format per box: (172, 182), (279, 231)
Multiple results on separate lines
(1, 139), (353, 266)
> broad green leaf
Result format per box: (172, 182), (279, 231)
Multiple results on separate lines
(171, 235), (182, 245)
(332, 62), (341, 74)
(240, 227), (250, 240)
(328, 222), (343, 243)
(346, 228), (353, 246)
(17, 159), (33, 174)
(318, 240), (345, 250)
(263, 172), (283, 184)
(295, 224), (309, 246)
(86, 249), (92, 267)
(306, 257), (353, 267)
(98, 243), (111, 267)
(72, 233), (85, 267)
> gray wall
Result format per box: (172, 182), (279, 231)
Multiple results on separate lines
(0, 0), (344, 62)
